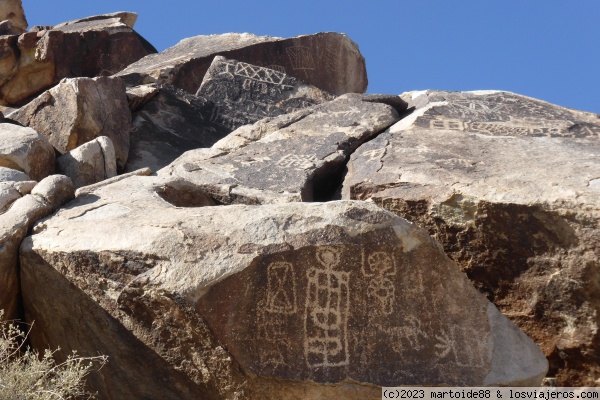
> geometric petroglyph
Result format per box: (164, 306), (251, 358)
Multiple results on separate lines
(286, 45), (316, 71)
(362, 148), (386, 162)
(304, 247), (350, 368)
(218, 60), (287, 85)
(434, 325), (486, 368)
(426, 117), (577, 137)
(362, 251), (396, 315)
(276, 153), (318, 170)
(266, 261), (297, 314)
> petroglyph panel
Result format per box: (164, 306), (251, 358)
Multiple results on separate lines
(275, 153), (318, 170)
(196, 56), (333, 132)
(413, 92), (600, 138)
(195, 227), (492, 386)
(286, 45), (316, 71)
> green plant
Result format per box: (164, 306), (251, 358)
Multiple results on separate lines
(0, 311), (107, 400)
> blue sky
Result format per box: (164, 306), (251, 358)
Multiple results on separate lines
(23, 1), (599, 113)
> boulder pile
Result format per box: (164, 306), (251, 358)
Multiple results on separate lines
(1, 2), (599, 398)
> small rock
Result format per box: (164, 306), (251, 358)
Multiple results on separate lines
(57, 136), (117, 189)
(0, 0), (27, 33)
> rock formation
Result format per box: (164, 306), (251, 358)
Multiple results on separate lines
(3, 3), (600, 398)
(343, 90), (600, 385)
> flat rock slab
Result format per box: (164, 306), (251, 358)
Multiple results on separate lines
(20, 173), (547, 399)
(342, 90), (600, 385)
(8, 76), (132, 168)
(159, 94), (401, 204)
(115, 32), (367, 96)
(0, 16), (155, 106)
(0, 123), (55, 181)
(195, 56), (334, 131)
(125, 85), (232, 173)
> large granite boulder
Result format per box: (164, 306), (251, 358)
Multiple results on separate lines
(0, 123), (55, 181)
(342, 90), (600, 385)
(0, 15), (155, 106)
(1, 175), (73, 320)
(159, 94), (402, 204)
(20, 173), (547, 399)
(57, 136), (117, 189)
(115, 32), (367, 96)
(7, 76), (132, 168)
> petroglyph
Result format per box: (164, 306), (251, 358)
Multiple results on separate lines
(434, 325), (486, 368)
(266, 261), (297, 314)
(424, 117), (581, 137)
(276, 153), (318, 170)
(362, 251), (396, 315)
(362, 148), (386, 162)
(286, 45), (316, 70)
(304, 247), (350, 368)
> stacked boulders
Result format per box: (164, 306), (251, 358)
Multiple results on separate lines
(3, 1), (600, 397)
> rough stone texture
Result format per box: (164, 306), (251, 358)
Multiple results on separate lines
(53, 12), (138, 29)
(126, 83), (158, 111)
(57, 136), (117, 189)
(19, 173), (547, 399)
(0, 179), (35, 213)
(0, 17), (155, 106)
(0, 0), (27, 33)
(115, 32), (367, 96)
(0, 166), (30, 182)
(342, 90), (600, 385)
(1, 175), (73, 320)
(159, 94), (402, 204)
(125, 85), (232, 173)
(195, 56), (334, 130)
(0, 123), (55, 181)
(7, 76), (132, 168)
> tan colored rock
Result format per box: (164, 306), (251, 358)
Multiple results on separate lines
(126, 83), (158, 111)
(20, 174), (547, 399)
(0, 17), (155, 106)
(7, 77), (131, 168)
(57, 136), (117, 189)
(53, 12), (138, 29)
(1, 175), (73, 320)
(0, 0), (27, 33)
(116, 32), (367, 96)
(0, 123), (55, 181)
(159, 94), (401, 204)
(342, 90), (600, 385)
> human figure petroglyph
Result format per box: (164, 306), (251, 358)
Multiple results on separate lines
(362, 148), (386, 162)
(266, 261), (297, 314)
(362, 251), (396, 315)
(434, 325), (486, 368)
(304, 247), (350, 368)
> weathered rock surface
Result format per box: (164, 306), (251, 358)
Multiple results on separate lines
(53, 12), (138, 29)
(20, 173), (547, 399)
(195, 56), (334, 130)
(125, 85), (231, 173)
(159, 94), (402, 203)
(0, 179), (35, 213)
(342, 90), (600, 385)
(57, 136), (117, 189)
(0, 123), (55, 181)
(0, 16), (155, 106)
(7, 76), (131, 168)
(0, 166), (30, 182)
(126, 83), (158, 111)
(2, 174), (73, 320)
(0, 0), (27, 33)
(115, 32), (367, 96)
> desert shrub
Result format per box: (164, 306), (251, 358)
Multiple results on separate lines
(0, 311), (107, 400)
